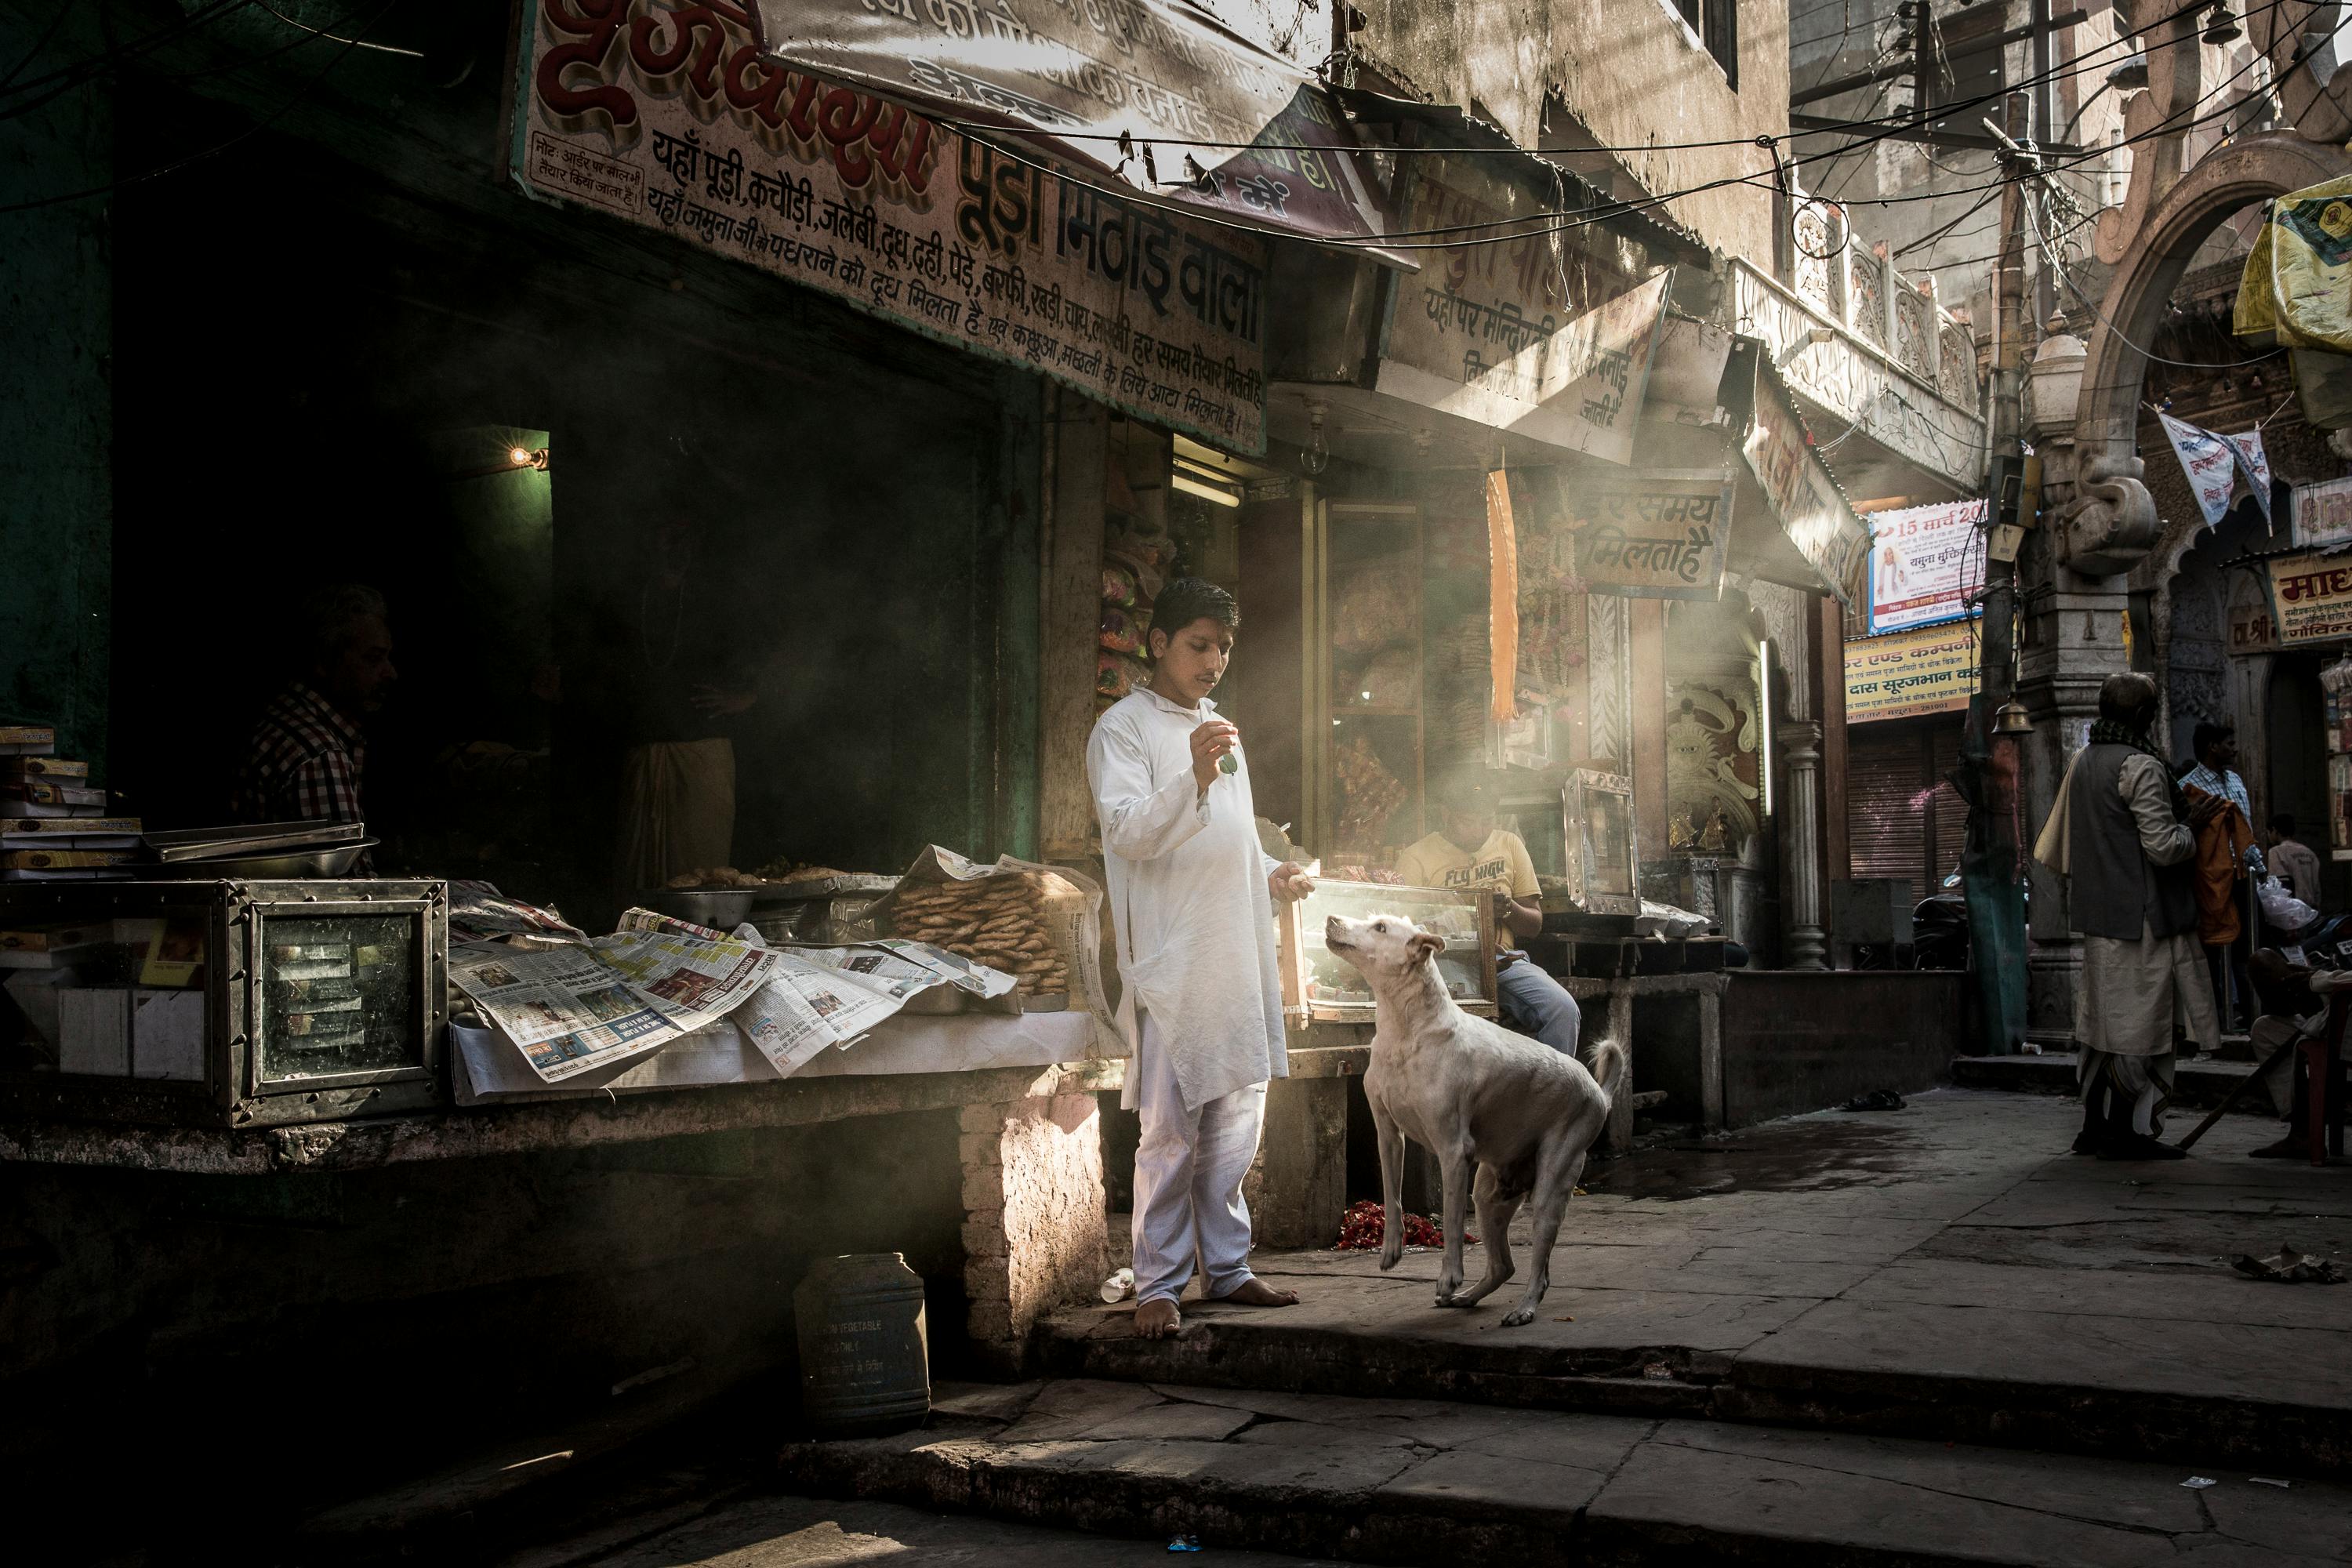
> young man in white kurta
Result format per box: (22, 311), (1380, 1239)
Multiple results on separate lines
(1087, 579), (1312, 1336)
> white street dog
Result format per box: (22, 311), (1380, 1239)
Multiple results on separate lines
(1323, 912), (1627, 1327)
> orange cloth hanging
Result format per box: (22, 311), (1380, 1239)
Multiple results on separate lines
(2185, 785), (2255, 946)
(1486, 468), (1519, 724)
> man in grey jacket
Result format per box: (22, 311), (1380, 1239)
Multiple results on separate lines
(2033, 673), (2223, 1160)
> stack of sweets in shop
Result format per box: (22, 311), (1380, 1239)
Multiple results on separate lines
(0, 726), (143, 881)
(887, 872), (1071, 999)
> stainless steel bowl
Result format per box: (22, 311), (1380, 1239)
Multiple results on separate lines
(147, 840), (379, 880)
(640, 888), (758, 929)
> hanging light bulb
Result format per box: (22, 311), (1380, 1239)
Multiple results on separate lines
(1301, 401), (1330, 477)
(2201, 2), (2241, 45)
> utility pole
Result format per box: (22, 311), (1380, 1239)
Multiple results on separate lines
(1958, 89), (2035, 1058)
(1983, 89), (2031, 712)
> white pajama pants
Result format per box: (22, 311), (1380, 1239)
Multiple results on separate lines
(1130, 1011), (1268, 1306)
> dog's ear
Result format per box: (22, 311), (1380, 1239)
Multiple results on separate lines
(1406, 931), (1443, 965)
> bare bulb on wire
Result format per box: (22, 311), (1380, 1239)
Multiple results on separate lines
(1302, 401), (1330, 477)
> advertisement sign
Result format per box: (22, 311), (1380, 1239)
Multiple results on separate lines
(2268, 550), (2352, 646)
(1844, 623), (1977, 724)
(1563, 472), (1735, 601)
(1374, 158), (1671, 463)
(514, 0), (1269, 451)
(1865, 499), (1987, 635)
(2293, 475), (2352, 550)
(2229, 568), (2280, 655)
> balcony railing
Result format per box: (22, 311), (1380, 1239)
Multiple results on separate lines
(1729, 216), (1988, 495)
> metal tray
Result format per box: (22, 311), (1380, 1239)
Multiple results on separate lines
(146, 840), (379, 880)
(146, 821), (367, 862)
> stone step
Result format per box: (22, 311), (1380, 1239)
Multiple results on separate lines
(780, 1379), (2352, 1566)
(1950, 1051), (2272, 1112)
(1036, 1279), (2352, 1483)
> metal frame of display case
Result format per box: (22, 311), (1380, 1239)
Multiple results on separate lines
(1559, 769), (1642, 916)
(1276, 879), (1500, 1025)
(0, 879), (448, 1128)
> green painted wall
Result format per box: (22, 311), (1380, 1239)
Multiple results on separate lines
(0, 5), (111, 773)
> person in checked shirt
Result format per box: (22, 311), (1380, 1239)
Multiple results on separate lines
(234, 584), (397, 856)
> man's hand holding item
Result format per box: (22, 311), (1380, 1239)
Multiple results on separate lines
(1269, 862), (1316, 903)
(1189, 718), (1240, 795)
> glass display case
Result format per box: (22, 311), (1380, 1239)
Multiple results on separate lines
(1277, 879), (1498, 1025)
(1559, 770), (1641, 916)
(0, 880), (448, 1127)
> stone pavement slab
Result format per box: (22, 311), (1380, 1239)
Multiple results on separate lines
(1049, 1090), (2352, 1479)
(775, 1380), (2352, 1566)
(505, 1494), (1326, 1566)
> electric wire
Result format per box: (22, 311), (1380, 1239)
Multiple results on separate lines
(0, 0), (403, 216)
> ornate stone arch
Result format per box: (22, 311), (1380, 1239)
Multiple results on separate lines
(2061, 134), (2350, 575)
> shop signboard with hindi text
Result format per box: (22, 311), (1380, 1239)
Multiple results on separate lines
(2267, 550), (2352, 646)
(1844, 622), (1976, 724)
(2293, 476), (2352, 550)
(1742, 365), (1870, 607)
(1865, 499), (1986, 635)
(1559, 471), (1734, 601)
(1374, 156), (1669, 463)
(512, 0), (1267, 451)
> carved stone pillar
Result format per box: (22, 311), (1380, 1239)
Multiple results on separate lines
(1781, 717), (1828, 970)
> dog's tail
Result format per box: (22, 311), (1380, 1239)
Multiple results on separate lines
(1581, 1035), (1628, 1112)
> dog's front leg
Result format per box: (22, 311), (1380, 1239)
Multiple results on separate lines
(1371, 1100), (1407, 1272)
(1433, 1147), (1474, 1307)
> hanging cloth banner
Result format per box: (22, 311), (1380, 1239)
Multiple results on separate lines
(1487, 468), (1520, 724)
(2216, 426), (2275, 525)
(2157, 412), (2247, 528)
(747, 0), (1399, 257)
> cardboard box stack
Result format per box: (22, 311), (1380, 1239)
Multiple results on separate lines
(0, 726), (141, 881)
(2, 915), (208, 1080)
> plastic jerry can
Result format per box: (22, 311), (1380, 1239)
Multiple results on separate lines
(793, 1252), (930, 1436)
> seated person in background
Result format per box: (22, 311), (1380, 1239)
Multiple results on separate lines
(1396, 772), (1581, 1054)
(2265, 814), (2325, 913)
(234, 583), (396, 828)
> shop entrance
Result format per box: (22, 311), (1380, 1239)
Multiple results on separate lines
(2267, 651), (2336, 907)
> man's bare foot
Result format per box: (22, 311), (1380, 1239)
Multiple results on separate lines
(1207, 1278), (1299, 1308)
(1134, 1297), (1183, 1338)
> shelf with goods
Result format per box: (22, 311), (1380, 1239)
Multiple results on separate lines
(2325, 657), (2352, 862)
(1316, 503), (1427, 873)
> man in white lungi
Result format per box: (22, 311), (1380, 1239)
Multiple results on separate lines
(1088, 578), (1316, 1338)
(2033, 672), (2222, 1160)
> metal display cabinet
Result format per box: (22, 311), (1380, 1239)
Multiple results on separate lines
(1559, 771), (1641, 916)
(0, 880), (448, 1127)
(1277, 878), (1498, 1025)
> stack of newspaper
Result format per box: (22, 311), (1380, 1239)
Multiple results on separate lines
(448, 904), (1016, 1085)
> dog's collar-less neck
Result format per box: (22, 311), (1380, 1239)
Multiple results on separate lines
(1374, 960), (1454, 1038)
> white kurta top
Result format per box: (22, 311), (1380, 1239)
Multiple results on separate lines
(1087, 689), (1285, 1112)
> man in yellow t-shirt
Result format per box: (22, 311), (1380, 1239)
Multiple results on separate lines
(1395, 773), (1581, 1054)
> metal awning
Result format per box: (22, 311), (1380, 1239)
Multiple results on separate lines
(750, 0), (1402, 259)
(1332, 86), (1711, 267)
(1722, 343), (1871, 605)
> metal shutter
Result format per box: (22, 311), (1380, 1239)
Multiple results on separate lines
(1847, 723), (1933, 906)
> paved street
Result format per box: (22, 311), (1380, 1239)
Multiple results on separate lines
(745, 1089), (2352, 1565)
(1055, 1087), (2352, 1472)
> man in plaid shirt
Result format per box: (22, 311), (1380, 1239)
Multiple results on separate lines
(234, 586), (397, 855)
